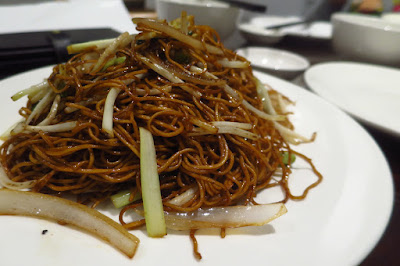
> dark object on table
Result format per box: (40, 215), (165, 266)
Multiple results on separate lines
(265, 20), (309, 30)
(0, 28), (121, 79)
(218, 0), (267, 13)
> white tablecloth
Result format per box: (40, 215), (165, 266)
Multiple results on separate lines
(0, 0), (138, 34)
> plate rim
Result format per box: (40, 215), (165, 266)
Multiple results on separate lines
(304, 61), (400, 137)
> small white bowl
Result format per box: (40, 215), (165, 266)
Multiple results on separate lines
(332, 13), (400, 66)
(236, 47), (310, 80)
(156, 0), (239, 40)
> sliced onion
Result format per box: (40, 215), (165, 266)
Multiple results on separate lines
(190, 66), (240, 99)
(0, 119), (24, 141)
(11, 81), (48, 101)
(29, 86), (51, 104)
(0, 166), (35, 189)
(38, 94), (61, 126)
(137, 85), (172, 96)
(10, 121), (26, 135)
(0, 189), (140, 258)
(26, 89), (54, 125)
(190, 117), (217, 133)
(133, 18), (223, 55)
(137, 203), (286, 231)
(167, 187), (198, 206)
(215, 126), (258, 140)
(92, 32), (133, 73)
(102, 88), (121, 137)
(217, 59), (250, 68)
(137, 54), (181, 83)
(149, 53), (225, 86)
(190, 126), (258, 140)
(137, 54), (201, 98)
(254, 78), (315, 144)
(255, 77), (277, 115)
(242, 100), (285, 121)
(273, 122), (316, 145)
(211, 121), (252, 130)
(25, 121), (77, 133)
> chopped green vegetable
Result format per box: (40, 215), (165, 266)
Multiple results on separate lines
(110, 189), (142, 209)
(59, 90), (70, 98)
(67, 38), (118, 54)
(172, 50), (191, 64)
(101, 56), (126, 71)
(139, 127), (167, 238)
(281, 151), (296, 165)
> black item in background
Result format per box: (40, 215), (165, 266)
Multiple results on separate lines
(0, 28), (121, 79)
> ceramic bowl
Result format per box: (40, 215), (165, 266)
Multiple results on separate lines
(331, 13), (400, 66)
(236, 47), (310, 80)
(156, 0), (239, 40)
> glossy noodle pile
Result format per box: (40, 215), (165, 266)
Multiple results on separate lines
(0, 15), (322, 254)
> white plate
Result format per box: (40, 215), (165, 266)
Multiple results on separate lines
(0, 66), (393, 266)
(304, 61), (400, 137)
(238, 15), (332, 45)
(236, 47), (310, 80)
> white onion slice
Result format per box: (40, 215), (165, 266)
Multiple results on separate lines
(137, 203), (287, 231)
(167, 187), (198, 206)
(133, 18), (223, 55)
(273, 122), (316, 144)
(102, 88), (121, 137)
(11, 80), (48, 101)
(242, 100), (285, 121)
(0, 189), (140, 258)
(190, 126), (258, 140)
(92, 32), (133, 73)
(0, 119), (24, 141)
(190, 66), (284, 121)
(0, 166), (35, 189)
(25, 121), (77, 133)
(38, 94), (61, 126)
(26, 90), (54, 125)
(137, 54), (201, 98)
(217, 59), (250, 68)
(211, 121), (252, 130)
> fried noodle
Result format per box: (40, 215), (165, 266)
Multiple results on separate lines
(0, 15), (322, 245)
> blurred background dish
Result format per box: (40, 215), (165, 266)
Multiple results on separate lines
(238, 15), (333, 45)
(304, 61), (400, 137)
(156, 0), (239, 40)
(238, 15), (299, 45)
(331, 12), (400, 66)
(236, 46), (310, 80)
